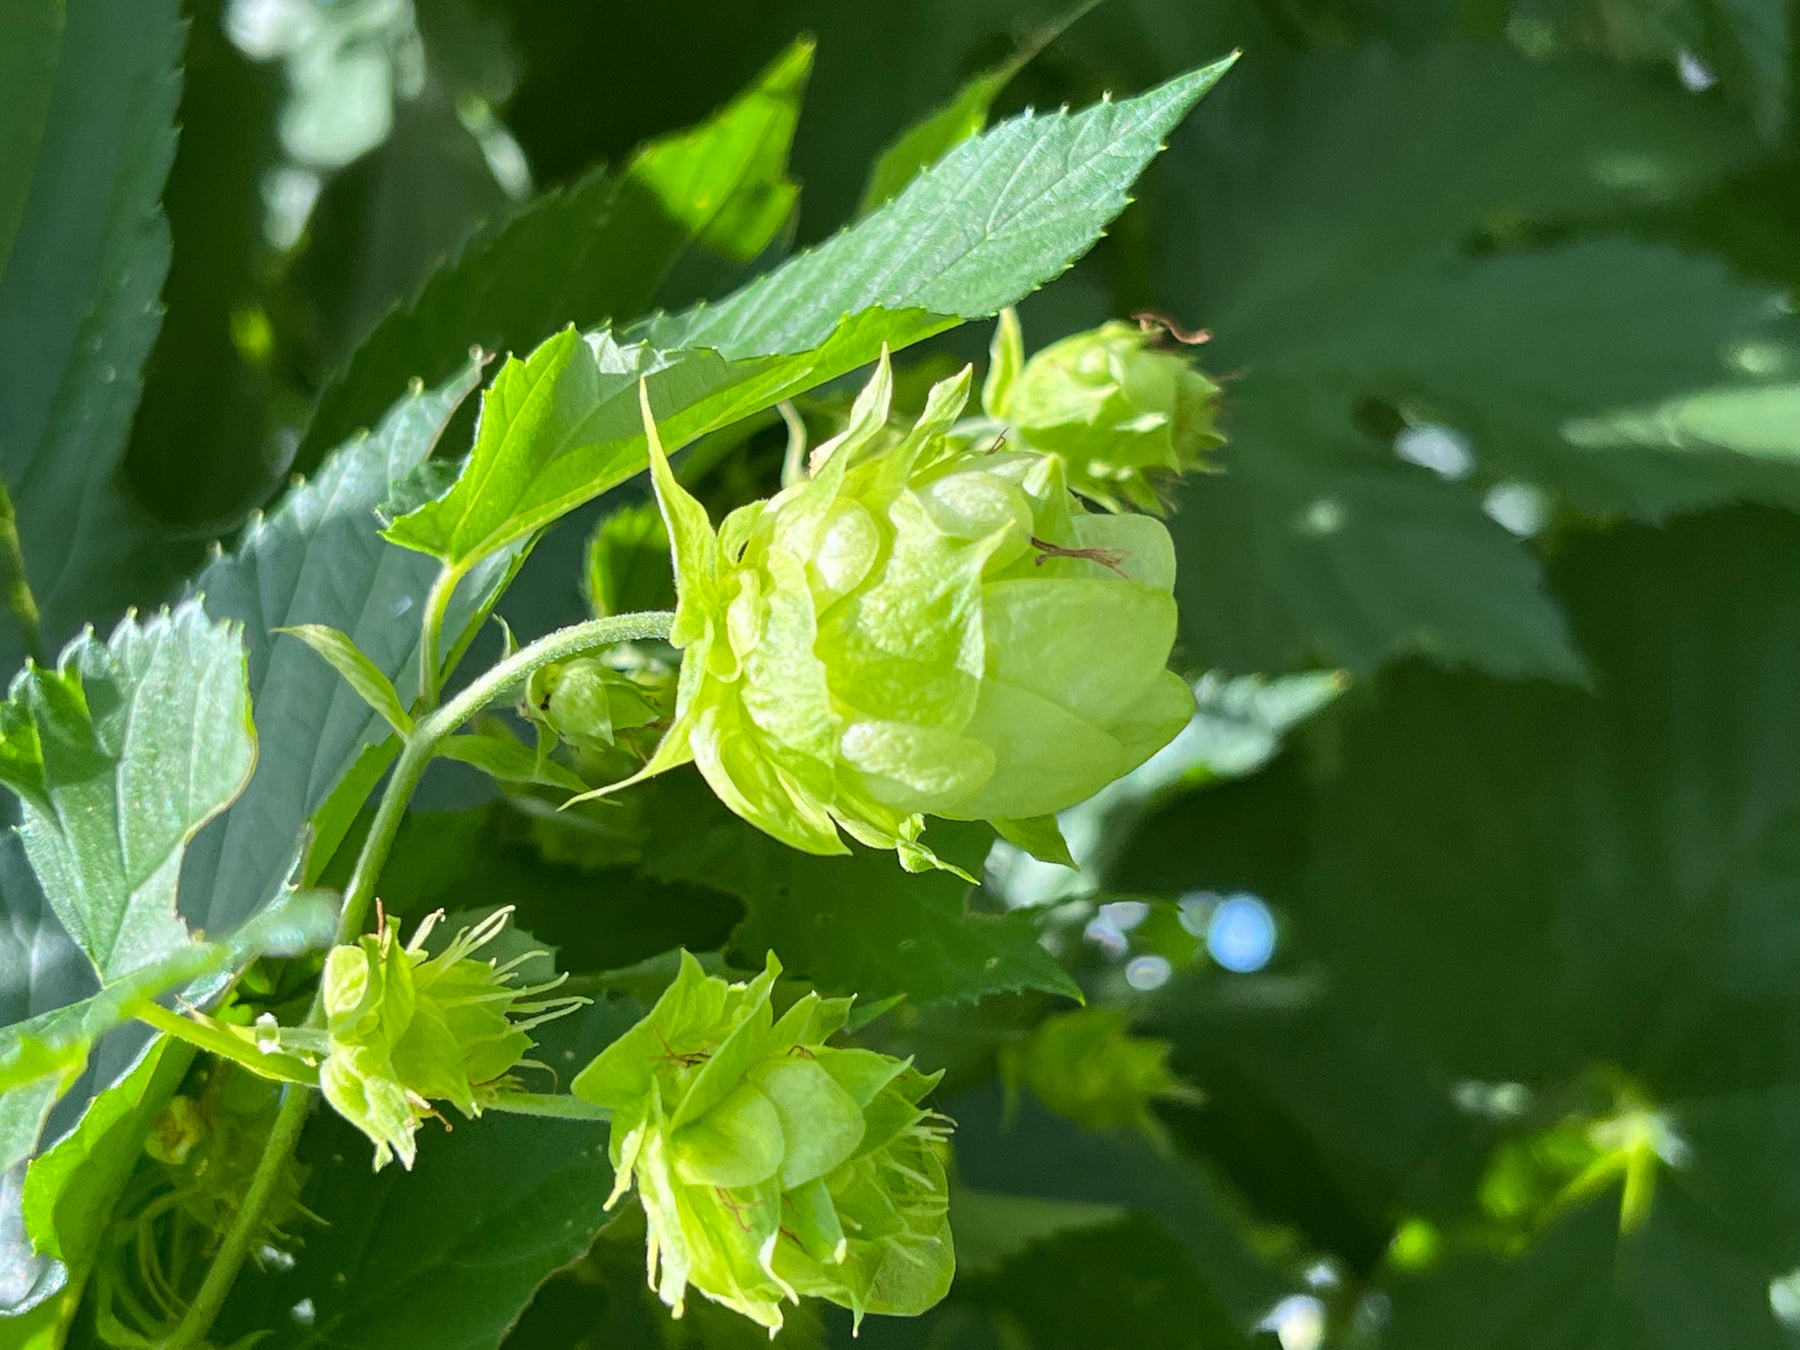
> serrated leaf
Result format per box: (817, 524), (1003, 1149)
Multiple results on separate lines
(276, 625), (414, 736)
(180, 360), (489, 939)
(639, 778), (1080, 1005)
(854, 2), (1098, 217)
(0, 0), (187, 674)
(0, 604), (254, 982)
(297, 37), (814, 469)
(385, 60), (1234, 569)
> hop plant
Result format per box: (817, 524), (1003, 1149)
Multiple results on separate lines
(572, 952), (953, 1333)
(1000, 1006), (1202, 1152)
(583, 355), (1197, 872)
(319, 907), (584, 1170)
(981, 309), (1225, 513)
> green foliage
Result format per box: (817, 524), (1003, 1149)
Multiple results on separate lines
(0, 605), (255, 982)
(10, 5), (1800, 1348)
(382, 61), (1231, 572)
(0, 0), (186, 675)
(640, 777), (1082, 1005)
(298, 37), (816, 467)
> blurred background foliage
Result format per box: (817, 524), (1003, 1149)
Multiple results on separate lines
(11, 0), (1800, 1345)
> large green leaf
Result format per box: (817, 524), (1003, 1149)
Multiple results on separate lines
(638, 777), (1080, 1006)
(1383, 1189), (1792, 1350)
(180, 361), (487, 937)
(0, 0), (60, 278)
(1175, 382), (1583, 678)
(1159, 44), (1788, 677)
(0, 0), (186, 673)
(0, 604), (254, 983)
(384, 59), (1235, 569)
(297, 38), (814, 468)
(1269, 508), (1800, 1341)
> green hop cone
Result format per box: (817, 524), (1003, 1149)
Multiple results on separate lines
(572, 952), (954, 1333)
(580, 358), (1196, 873)
(319, 907), (584, 1170)
(1000, 1006), (1202, 1153)
(982, 309), (1225, 513)
(525, 656), (670, 756)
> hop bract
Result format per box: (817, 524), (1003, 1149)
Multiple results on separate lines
(586, 357), (1196, 872)
(982, 309), (1224, 513)
(572, 952), (953, 1333)
(319, 907), (582, 1170)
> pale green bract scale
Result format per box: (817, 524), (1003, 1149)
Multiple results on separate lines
(574, 359), (1196, 874)
(572, 951), (954, 1333)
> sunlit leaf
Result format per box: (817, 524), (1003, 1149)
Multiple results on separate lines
(385, 60), (1235, 569)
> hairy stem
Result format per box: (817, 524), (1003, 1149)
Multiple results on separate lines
(166, 609), (674, 1348)
(415, 562), (466, 712)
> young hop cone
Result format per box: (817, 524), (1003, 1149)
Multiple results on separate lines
(527, 658), (666, 753)
(572, 952), (954, 1333)
(319, 907), (584, 1170)
(982, 308), (1225, 514)
(1000, 1006), (1202, 1153)
(576, 356), (1196, 873)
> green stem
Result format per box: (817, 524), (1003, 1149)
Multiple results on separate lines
(166, 609), (674, 1349)
(486, 1091), (612, 1123)
(416, 562), (466, 712)
(131, 1002), (318, 1088)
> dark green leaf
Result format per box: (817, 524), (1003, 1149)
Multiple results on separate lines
(0, 0), (186, 672)
(297, 37), (814, 468)
(0, 0), (60, 280)
(181, 360), (487, 938)
(1175, 385), (1584, 679)
(1160, 45), (1792, 676)
(639, 777), (1080, 1005)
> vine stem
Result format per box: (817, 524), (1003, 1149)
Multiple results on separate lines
(415, 562), (466, 712)
(166, 609), (674, 1349)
